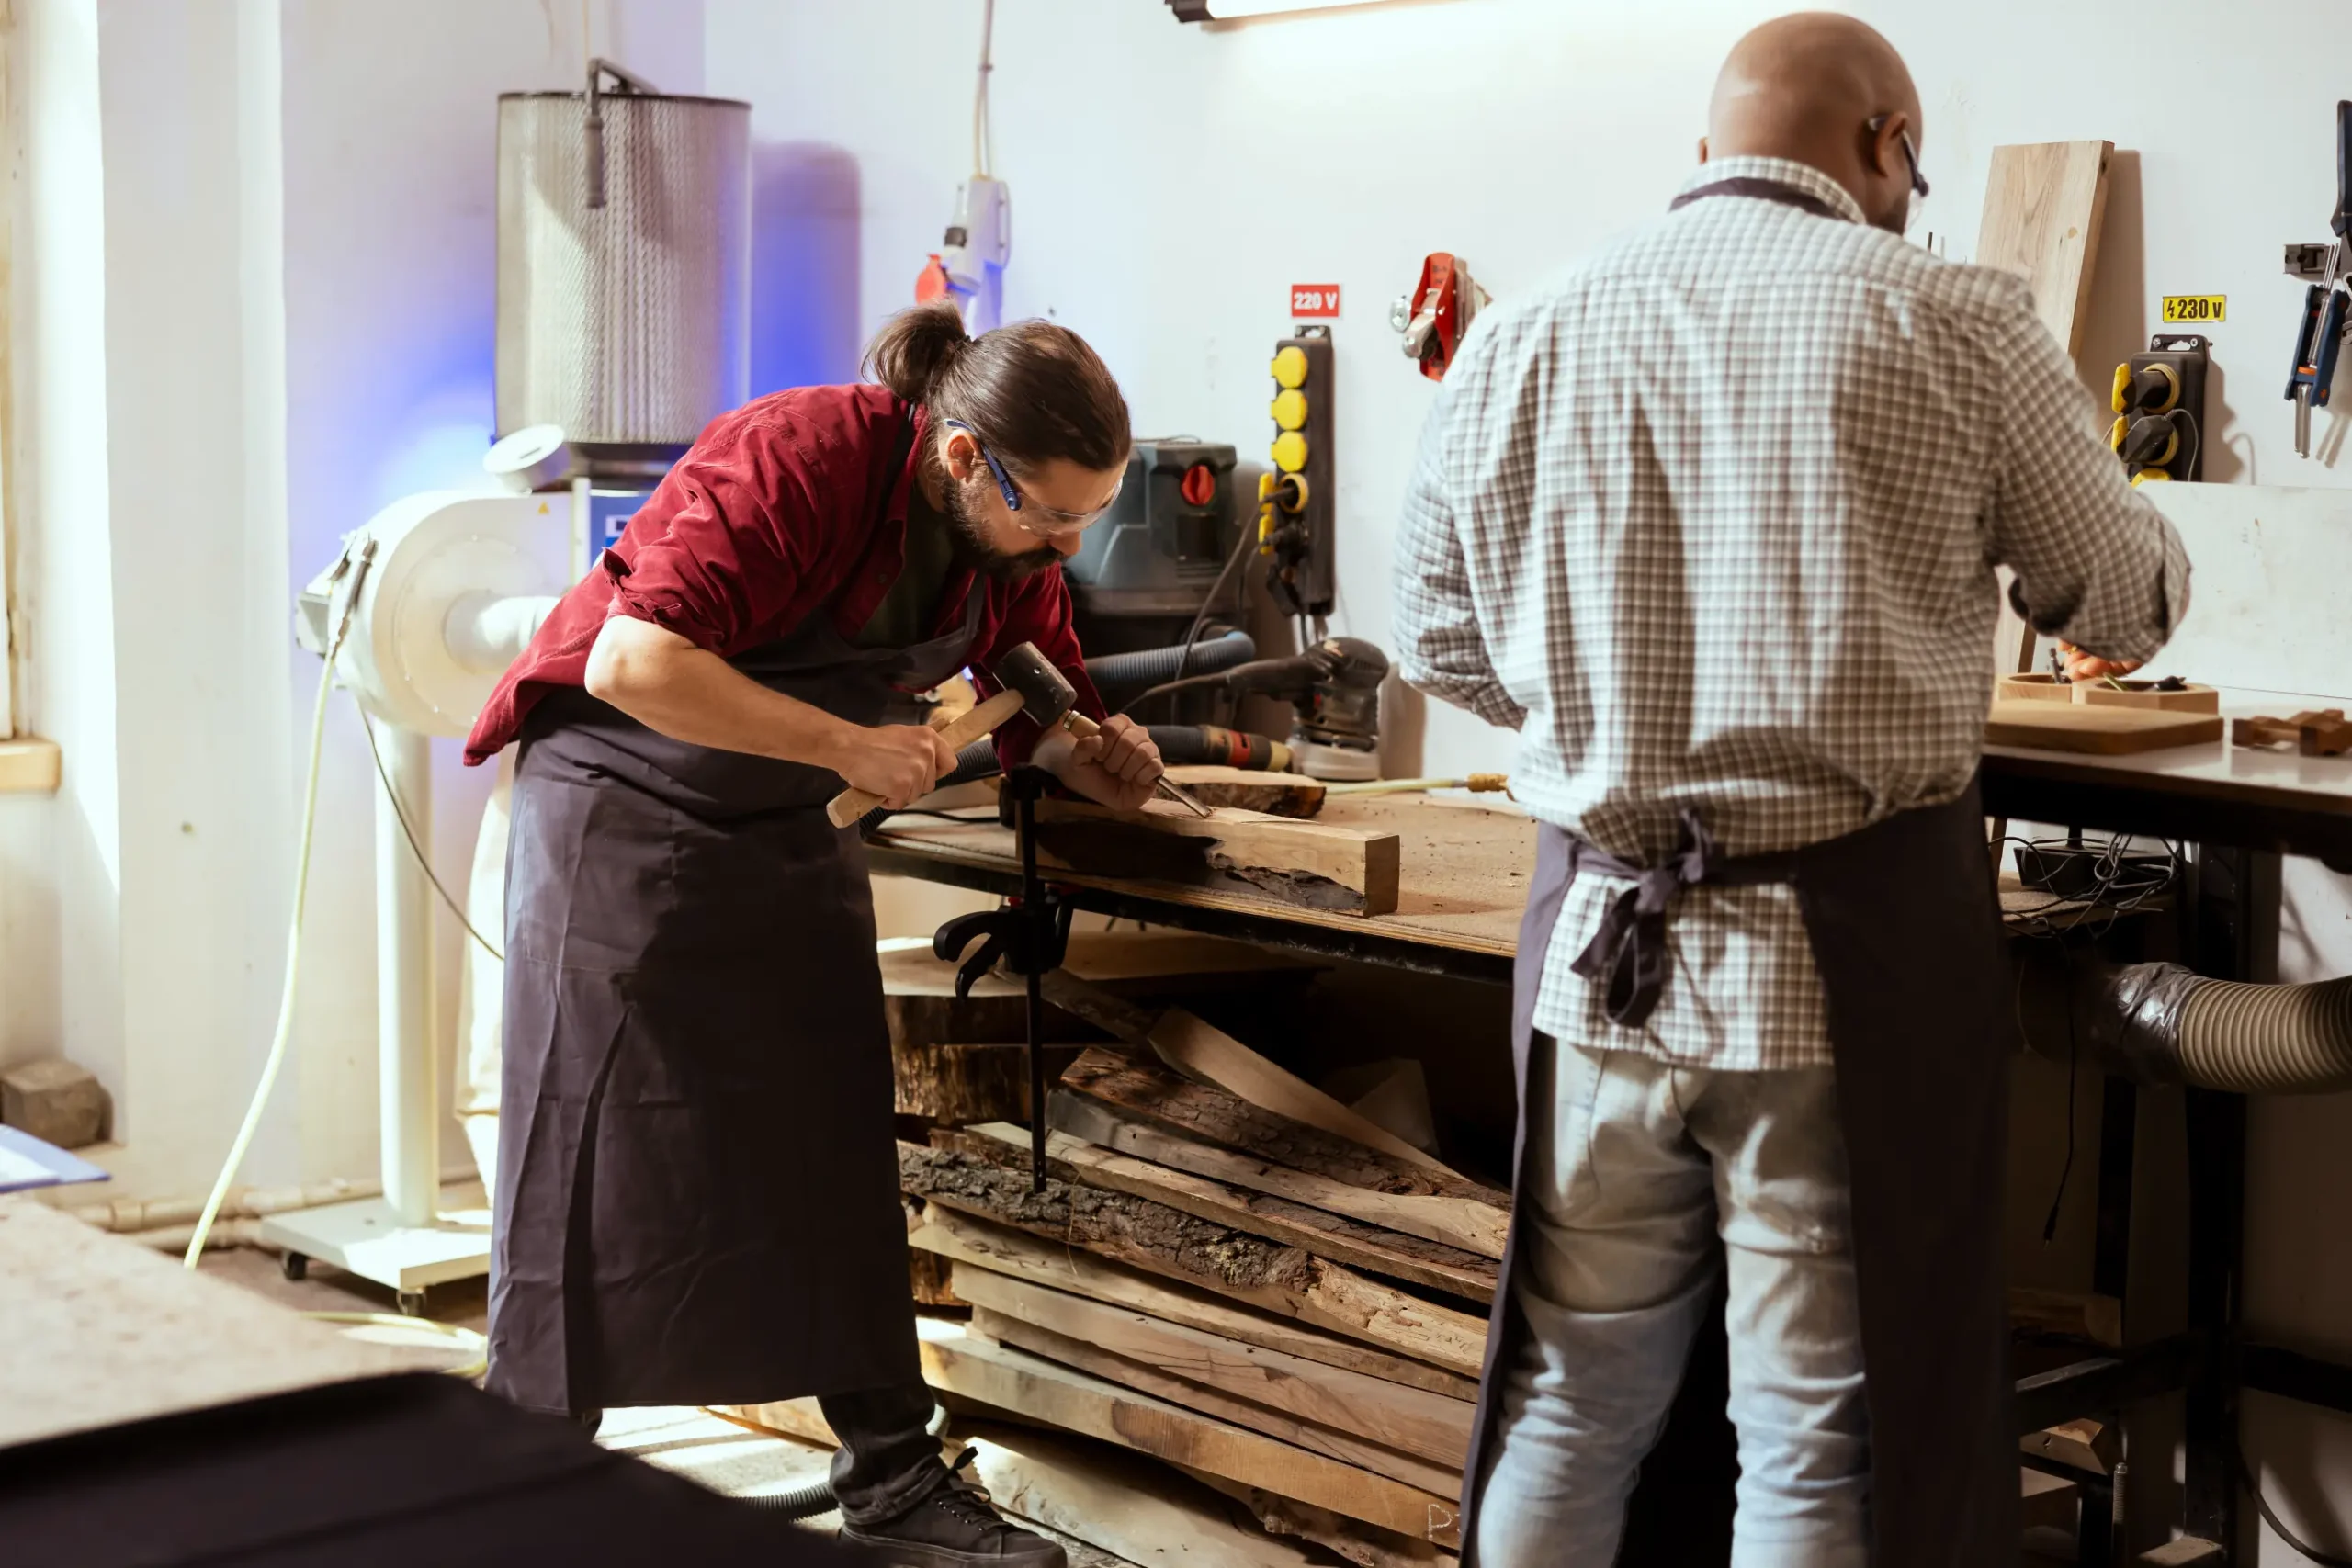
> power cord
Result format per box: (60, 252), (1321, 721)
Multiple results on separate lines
(1135, 502), (1264, 715)
(356, 707), (503, 962)
(2239, 1437), (2352, 1566)
(184, 540), (374, 1270)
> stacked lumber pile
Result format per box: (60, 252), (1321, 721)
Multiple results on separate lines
(898, 971), (1501, 1557)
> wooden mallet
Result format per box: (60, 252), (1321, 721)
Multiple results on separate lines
(992, 642), (1213, 818)
(823, 684), (1026, 828)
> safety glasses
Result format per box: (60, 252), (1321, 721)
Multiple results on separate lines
(1867, 114), (1929, 199)
(939, 419), (1120, 540)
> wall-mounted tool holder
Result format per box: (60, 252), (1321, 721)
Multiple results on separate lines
(2109, 333), (2209, 484)
(1265, 327), (1335, 623)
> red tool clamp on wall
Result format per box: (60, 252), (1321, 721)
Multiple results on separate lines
(1391, 253), (1491, 381)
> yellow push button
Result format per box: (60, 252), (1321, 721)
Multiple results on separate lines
(1272, 388), (1308, 431)
(1271, 430), (1308, 473)
(1272, 345), (1310, 389)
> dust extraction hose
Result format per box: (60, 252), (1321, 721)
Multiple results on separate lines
(2036, 961), (2352, 1093)
(748, 1476), (839, 1521)
(1083, 629), (1256, 707)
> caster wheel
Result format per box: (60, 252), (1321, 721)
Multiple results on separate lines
(281, 1251), (309, 1282)
(396, 1288), (427, 1318)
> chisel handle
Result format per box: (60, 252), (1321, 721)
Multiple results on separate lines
(824, 687), (1026, 829)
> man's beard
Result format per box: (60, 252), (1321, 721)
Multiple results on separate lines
(938, 469), (1063, 582)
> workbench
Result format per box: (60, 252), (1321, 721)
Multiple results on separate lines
(872, 715), (2352, 1563)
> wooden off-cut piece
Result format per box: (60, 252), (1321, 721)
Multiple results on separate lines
(1032, 798), (1401, 916)
(2073, 681), (2221, 715)
(952, 1266), (1474, 1469)
(1052, 1091), (1509, 1261)
(1164, 767), (1329, 818)
(965, 1122), (1497, 1302)
(916, 1320), (1464, 1545)
(1984, 700), (2222, 754)
(827, 687), (1025, 828)
(1056, 1043), (1506, 1209)
(893, 1041), (1083, 1125)
(896, 1138), (1489, 1377)
(1980, 137), (2114, 744)
(1040, 970), (1466, 1180)
(2021, 1416), (2120, 1477)
(955, 1424), (1336, 1568)
(2233, 708), (2352, 756)
(970, 1305), (1461, 1495)
(1976, 141), (2114, 359)
(908, 1206), (1479, 1400)
(1173, 1467), (1460, 1568)
(2008, 1285), (2122, 1349)
(882, 930), (1317, 1050)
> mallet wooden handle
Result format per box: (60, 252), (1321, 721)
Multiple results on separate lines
(825, 687), (1025, 829)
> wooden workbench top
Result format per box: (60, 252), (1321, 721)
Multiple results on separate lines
(0, 1198), (410, 1450)
(876, 795), (1538, 958)
(873, 795), (2110, 958)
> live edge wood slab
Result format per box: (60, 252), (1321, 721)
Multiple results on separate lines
(1032, 799), (1401, 916)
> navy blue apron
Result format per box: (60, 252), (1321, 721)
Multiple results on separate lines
(487, 413), (985, 1416)
(1460, 781), (2018, 1566)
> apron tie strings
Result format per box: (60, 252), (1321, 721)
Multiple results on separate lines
(1568, 809), (1723, 1029)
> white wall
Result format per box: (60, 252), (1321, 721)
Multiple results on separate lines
(703, 1), (2352, 1559)
(2, 0), (702, 1201)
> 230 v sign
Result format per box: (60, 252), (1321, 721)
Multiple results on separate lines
(2162, 294), (2226, 323)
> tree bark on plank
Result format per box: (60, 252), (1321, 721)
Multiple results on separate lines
(909, 1206), (1479, 1401)
(963, 1122), (1498, 1303)
(898, 1138), (1487, 1378)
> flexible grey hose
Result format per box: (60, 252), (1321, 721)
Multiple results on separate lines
(2177, 972), (2352, 1092)
(747, 1476), (838, 1520)
(2050, 961), (2352, 1094)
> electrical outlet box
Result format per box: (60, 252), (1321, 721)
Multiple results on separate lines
(2113, 333), (2211, 482)
(1268, 327), (1335, 617)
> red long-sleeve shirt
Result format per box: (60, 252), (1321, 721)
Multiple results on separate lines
(464, 384), (1104, 767)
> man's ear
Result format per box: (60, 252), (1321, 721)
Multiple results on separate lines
(1697, 134), (1710, 164)
(941, 432), (978, 481)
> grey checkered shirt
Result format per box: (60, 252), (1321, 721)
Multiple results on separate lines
(1395, 155), (2189, 1071)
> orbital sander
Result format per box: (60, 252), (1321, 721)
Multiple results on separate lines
(1134, 636), (1389, 781)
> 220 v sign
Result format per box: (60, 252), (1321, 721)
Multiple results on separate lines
(2162, 294), (2225, 323)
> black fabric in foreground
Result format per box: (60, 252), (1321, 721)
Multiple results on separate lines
(0, 1372), (853, 1568)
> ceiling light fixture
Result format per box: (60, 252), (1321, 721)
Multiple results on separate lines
(1166, 0), (1368, 20)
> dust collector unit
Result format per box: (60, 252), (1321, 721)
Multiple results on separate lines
(496, 61), (751, 474)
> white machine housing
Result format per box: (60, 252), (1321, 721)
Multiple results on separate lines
(270, 489), (571, 1309)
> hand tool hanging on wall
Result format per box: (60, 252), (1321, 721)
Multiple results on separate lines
(1388, 253), (1491, 381)
(2281, 99), (2352, 457)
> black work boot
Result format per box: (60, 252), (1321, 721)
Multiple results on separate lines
(839, 1449), (1065, 1568)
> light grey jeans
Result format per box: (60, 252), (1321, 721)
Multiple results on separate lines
(1473, 1037), (1870, 1568)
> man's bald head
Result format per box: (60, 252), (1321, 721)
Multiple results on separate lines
(1701, 13), (1923, 234)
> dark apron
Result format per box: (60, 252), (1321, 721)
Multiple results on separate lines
(1460, 782), (2017, 1564)
(487, 421), (983, 1416)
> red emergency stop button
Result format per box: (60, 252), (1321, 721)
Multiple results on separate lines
(1180, 463), (1216, 507)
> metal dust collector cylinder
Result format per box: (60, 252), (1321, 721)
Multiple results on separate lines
(496, 62), (750, 472)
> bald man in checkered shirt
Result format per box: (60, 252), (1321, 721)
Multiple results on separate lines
(1396, 14), (2188, 1567)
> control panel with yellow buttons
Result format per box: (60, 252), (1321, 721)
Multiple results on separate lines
(1262, 327), (1335, 618)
